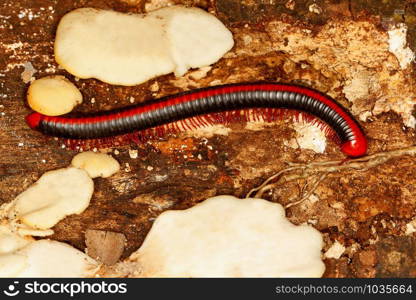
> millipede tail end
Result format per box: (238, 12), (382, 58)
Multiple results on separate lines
(340, 138), (367, 158)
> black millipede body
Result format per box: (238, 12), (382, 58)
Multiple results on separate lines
(26, 83), (367, 157)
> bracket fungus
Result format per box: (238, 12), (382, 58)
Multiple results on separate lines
(9, 167), (93, 232)
(54, 6), (234, 86)
(118, 195), (325, 277)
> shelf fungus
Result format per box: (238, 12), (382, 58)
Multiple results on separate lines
(8, 167), (93, 233)
(0, 235), (99, 277)
(54, 6), (234, 86)
(114, 195), (325, 277)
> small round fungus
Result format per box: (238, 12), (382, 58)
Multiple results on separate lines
(27, 75), (82, 116)
(121, 195), (325, 277)
(71, 151), (120, 178)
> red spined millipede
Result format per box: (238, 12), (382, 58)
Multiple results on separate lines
(26, 82), (367, 157)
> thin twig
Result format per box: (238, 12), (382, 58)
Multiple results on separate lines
(246, 166), (305, 198)
(285, 173), (328, 209)
(246, 146), (416, 200)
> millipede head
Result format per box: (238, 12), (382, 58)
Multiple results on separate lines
(26, 112), (42, 130)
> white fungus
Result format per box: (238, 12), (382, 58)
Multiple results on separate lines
(27, 75), (83, 116)
(71, 151), (120, 178)
(0, 164), (98, 278)
(0, 237), (99, 278)
(54, 6), (234, 86)
(0, 225), (32, 277)
(9, 168), (93, 231)
(16, 240), (99, 277)
(0, 253), (27, 277)
(121, 195), (325, 277)
(0, 225), (32, 254)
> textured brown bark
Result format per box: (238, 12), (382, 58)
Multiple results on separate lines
(1, 0), (416, 277)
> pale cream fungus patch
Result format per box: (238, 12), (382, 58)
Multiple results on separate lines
(27, 75), (82, 116)
(54, 6), (234, 86)
(122, 195), (325, 277)
(0, 166), (98, 277)
(0, 253), (27, 277)
(0, 238), (99, 278)
(9, 167), (93, 231)
(16, 240), (99, 277)
(0, 225), (32, 277)
(71, 151), (120, 178)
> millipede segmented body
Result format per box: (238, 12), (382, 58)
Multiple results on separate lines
(26, 82), (367, 157)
